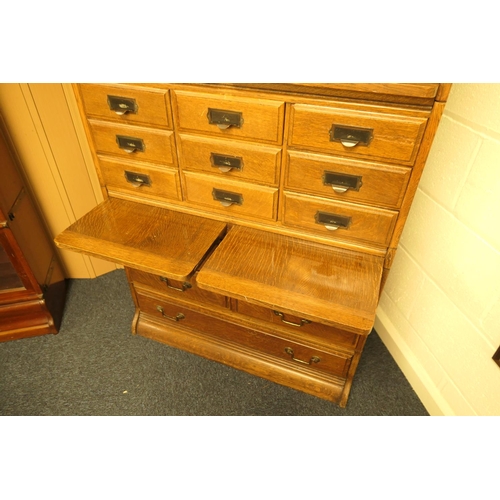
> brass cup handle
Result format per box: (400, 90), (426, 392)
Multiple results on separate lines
(340, 139), (359, 148)
(114, 110), (127, 116)
(324, 224), (339, 231)
(216, 123), (232, 130)
(122, 147), (136, 154)
(219, 200), (234, 207)
(273, 310), (311, 327)
(129, 177), (146, 187)
(159, 276), (192, 292)
(217, 166), (233, 173)
(284, 347), (320, 366)
(332, 185), (349, 193)
(156, 306), (185, 322)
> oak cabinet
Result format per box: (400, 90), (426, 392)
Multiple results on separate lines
(55, 83), (450, 406)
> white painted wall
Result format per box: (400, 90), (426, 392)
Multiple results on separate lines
(375, 84), (500, 416)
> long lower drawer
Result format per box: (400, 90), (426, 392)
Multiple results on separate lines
(135, 287), (353, 379)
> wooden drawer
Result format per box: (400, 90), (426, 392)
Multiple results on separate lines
(98, 156), (181, 201)
(79, 84), (172, 128)
(288, 102), (429, 165)
(283, 192), (398, 247)
(235, 300), (360, 351)
(88, 119), (177, 166)
(178, 134), (281, 185)
(286, 151), (411, 209)
(128, 268), (227, 309)
(136, 288), (353, 379)
(183, 171), (279, 222)
(173, 90), (285, 145)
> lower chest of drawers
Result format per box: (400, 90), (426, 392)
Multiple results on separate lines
(55, 83), (450, 407)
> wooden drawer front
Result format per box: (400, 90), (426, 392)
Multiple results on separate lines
(88, 119), (176, 166)
(183, 171), (278, 221)
(128, 268), (227, 309)
(79, 84), (171, 128)
(235, 301), (359, 351)
(136, 290), (352, 379)
(286, 151), (411, 209)
(178, 134), (281, 185)
(173, 90), (285, 145)
(283, 192), (398, 247)
(98, 156), (181, 201)
(288, 102), (429, 165)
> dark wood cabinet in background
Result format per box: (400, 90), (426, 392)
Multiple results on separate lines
(0, 118), (66, 342)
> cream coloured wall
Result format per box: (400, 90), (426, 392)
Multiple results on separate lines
(0, 83), (116, 279)
(375, 84), (500, 416)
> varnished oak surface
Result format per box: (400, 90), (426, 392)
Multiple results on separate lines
(79, 84), (172, 129)
(285, 151), (411, 209)
(55, 197), (227, 280)
(288, 102), (429, 165)
(197, 225), (384, 335)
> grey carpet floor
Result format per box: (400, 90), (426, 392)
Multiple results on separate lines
(0, 269), (428, 416)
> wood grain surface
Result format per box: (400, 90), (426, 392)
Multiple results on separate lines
(172, 90), (285, 145)
(285, 150), (411, 209)
(55, 197), (227, 280)
(197, 226), (384, 334)
(288, 102), (429, 165)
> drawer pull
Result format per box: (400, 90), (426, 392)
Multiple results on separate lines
(329, 125), (373, 148)
(107, 95), (138, 116)
(274, 310), (311, 327)
(207, 108), (243, 130)
(284, 347), (320, 365)
(210, 153), (243, 173)
(124, 171), (151, 188)
(159, 276), (192, 292)
(315, 211), (351, 231)
(116, 135), (145, 154)
(323, 171), (363, 193)
(156, 306), (185, 322)
(212, 188), (243, 207)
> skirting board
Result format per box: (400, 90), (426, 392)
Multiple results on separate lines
(374, 306), (455, 416)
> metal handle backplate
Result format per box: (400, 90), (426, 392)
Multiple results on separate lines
(323, 171), (363, 193)
(207, 108), (243, 129)
(210, 153), (243, 172)
(116, 135), (145, 154)
(124, 171), (151, 187)
(315, 211), (351, 231)
(107, 95), (138, 115)
(212, 188), (243, 207)
(329, 125), (373, 148)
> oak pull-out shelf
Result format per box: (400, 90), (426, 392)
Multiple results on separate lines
(54, 197), (227, 280)
(196, 226), (384, 335)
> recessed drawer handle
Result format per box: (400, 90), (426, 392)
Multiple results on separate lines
(124, 171), (151, 188)
(315, 211), (351, 231)
(210, 153), (243, 173)
(284, 347), (320, 365)
(116, 135), (145, 154)
(107, 95), (138, 116)
(329, 125), (373, 148)
(207, 108), (243, 130)
(274, 310), (311, 327)
(156, 306), (185, 322)
(323, 171), (363, 193)
(159, 276), (192, 292)
(212, 188), (243, 207)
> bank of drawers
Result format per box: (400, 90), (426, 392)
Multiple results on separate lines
(79, 84), (431, 250)
(131, 277), (357, 381)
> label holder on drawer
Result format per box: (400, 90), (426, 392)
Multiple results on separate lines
(322, 171), (363, 193)
(315, 211), (352, 231)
